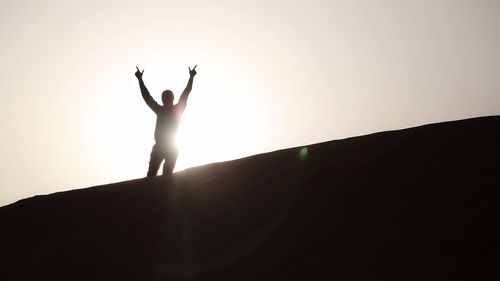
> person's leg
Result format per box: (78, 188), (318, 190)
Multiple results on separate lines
(147, 144), (164, 177)
(162, 149), (178, 176)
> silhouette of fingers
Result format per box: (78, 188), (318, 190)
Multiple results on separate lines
(193, 64), (197, 70)
(136, 66), (140, 72)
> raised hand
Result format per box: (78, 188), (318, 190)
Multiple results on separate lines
(189, 65), (197, 78)
(135, 66), (144, 80)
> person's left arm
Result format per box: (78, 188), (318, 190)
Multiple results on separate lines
(177, 65), (197, 112)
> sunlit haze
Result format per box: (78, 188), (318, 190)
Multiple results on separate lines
(1, 0), (499, 206)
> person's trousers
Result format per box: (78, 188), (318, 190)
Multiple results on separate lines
(147, 143), (178, 177)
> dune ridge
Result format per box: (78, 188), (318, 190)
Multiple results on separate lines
(1, 115), (500, 280)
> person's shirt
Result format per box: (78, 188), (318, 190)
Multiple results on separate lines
(139, 79), (190, 144)
(153, 104), (184, 144)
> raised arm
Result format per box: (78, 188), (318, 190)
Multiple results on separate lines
(177, 65), (197, 111)
(135, 66), (161, 113)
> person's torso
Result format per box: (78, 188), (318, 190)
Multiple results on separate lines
(154, 105), (182, 143)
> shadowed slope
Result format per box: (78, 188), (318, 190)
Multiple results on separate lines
(1, 116), (500, 280)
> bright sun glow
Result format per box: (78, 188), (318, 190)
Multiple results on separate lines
(174, 64), (260, 172)
(90, 59), (261, 179)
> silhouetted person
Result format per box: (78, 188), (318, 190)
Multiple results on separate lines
(135, 65), (197, 177)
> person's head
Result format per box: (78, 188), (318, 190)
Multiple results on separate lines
(162, 90), (174, 106)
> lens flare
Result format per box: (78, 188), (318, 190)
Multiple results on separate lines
(299, 147), (308, 160)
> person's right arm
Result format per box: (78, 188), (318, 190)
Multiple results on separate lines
(135, 66), (160, 113)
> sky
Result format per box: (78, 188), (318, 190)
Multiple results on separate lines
(1, 0), (499, 206)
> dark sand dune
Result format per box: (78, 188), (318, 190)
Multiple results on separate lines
(1, 116), (500, 280)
